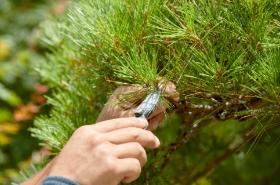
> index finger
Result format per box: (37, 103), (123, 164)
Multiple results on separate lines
(93, 117), (148, 133)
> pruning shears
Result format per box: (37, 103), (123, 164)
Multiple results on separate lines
(134, 88), (162, 130)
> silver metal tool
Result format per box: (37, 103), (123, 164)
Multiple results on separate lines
(134, 88), (162, 130)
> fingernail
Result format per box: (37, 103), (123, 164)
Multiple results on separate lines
(155, 137), (160, 147)
(136, 117), (148, 128)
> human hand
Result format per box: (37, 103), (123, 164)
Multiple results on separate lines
(46, 117), (160, 185)
(97, 81), (179, 131)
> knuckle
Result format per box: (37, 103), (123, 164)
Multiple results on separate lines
(74, 125), (90, 135)
(104, 157), (118, 173)
(97, 144), (109, 156)
(132, 159), (141, 174)
(134, 142), (142, 150)
(168, 81), (176, 89)
(135, 143), (145, 153)
(134, 143), (146, 156)
(129, 128), (141, 140)
(113, 86), (123, 93)
(90, 134), (104, 146)
(74, 126), (106, 147)
(131, 143), (147, 167)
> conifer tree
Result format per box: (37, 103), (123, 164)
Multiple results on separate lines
(29, 0), (280, 184)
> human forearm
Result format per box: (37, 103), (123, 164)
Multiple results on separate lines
(21, 159), (54, 185)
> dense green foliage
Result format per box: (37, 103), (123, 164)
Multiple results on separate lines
(0, 0), (54, 184)
(31, 0), (280, 184)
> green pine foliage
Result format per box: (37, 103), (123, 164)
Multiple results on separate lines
(31, 0), (280, 184)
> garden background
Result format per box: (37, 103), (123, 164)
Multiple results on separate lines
(1, 0), (280, 185)
(0, 1), (66, 184)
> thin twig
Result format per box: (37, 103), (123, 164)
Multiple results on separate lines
(163, 117), (217, 152)
(158, 118), (217, 172)
(186, 121), (257, 184)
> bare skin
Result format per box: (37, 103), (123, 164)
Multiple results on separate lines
(22, 82), (179, 185)
(97, 82), (179, 130)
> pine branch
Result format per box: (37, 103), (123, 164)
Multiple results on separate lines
(158, 117), (217, 172)
(186, 120), (257, 183)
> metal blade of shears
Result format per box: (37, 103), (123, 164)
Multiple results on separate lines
(134, 88), (162, 130)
